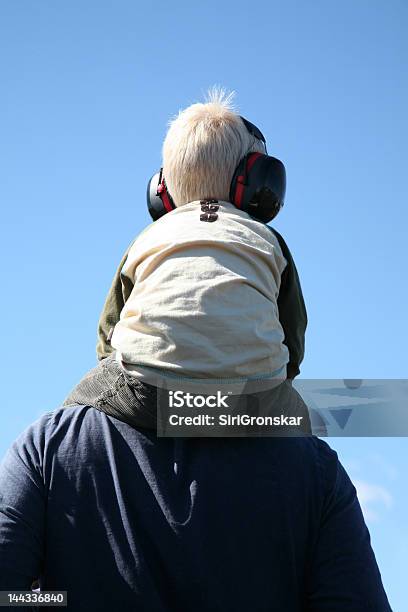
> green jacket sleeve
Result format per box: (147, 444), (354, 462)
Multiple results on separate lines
(96, 242), (135, 361)
(267, 227), (308, 379)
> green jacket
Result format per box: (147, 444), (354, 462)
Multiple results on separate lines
(96, 226), (307, 379)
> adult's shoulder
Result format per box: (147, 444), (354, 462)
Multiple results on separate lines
(1, 406), (103, 467)
(267, 436), (346, 503)
(306, 436), (361, 526)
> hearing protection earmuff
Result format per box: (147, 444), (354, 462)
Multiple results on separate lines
(147, 116), (286, 224)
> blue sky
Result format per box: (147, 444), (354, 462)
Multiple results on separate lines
(0, 0), (407, 607)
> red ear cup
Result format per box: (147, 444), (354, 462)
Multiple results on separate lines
(147, 169), (177, 221)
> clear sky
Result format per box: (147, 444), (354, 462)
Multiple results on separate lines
(0, 0), (407, 608)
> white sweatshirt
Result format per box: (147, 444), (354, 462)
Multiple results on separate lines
(111, 200), (289, 383)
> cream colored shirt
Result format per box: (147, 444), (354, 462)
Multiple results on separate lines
(111, 200), (289, 383)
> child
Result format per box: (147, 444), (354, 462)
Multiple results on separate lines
(64, 88), (309, 432)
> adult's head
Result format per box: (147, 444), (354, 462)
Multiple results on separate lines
(161, 87), (266, 207)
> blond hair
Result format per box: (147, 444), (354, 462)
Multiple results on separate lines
(161, 87), (266, 206)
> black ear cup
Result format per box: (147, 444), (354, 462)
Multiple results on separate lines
(146, 169), (176, 221)
(229, 153), (286, 223)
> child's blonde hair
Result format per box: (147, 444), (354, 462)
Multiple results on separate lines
(162, 86), (266, 206)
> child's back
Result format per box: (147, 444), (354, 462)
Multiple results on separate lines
(111, 199), (289, 382)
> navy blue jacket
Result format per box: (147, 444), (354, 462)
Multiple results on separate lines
(0, 406), (392, 611)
